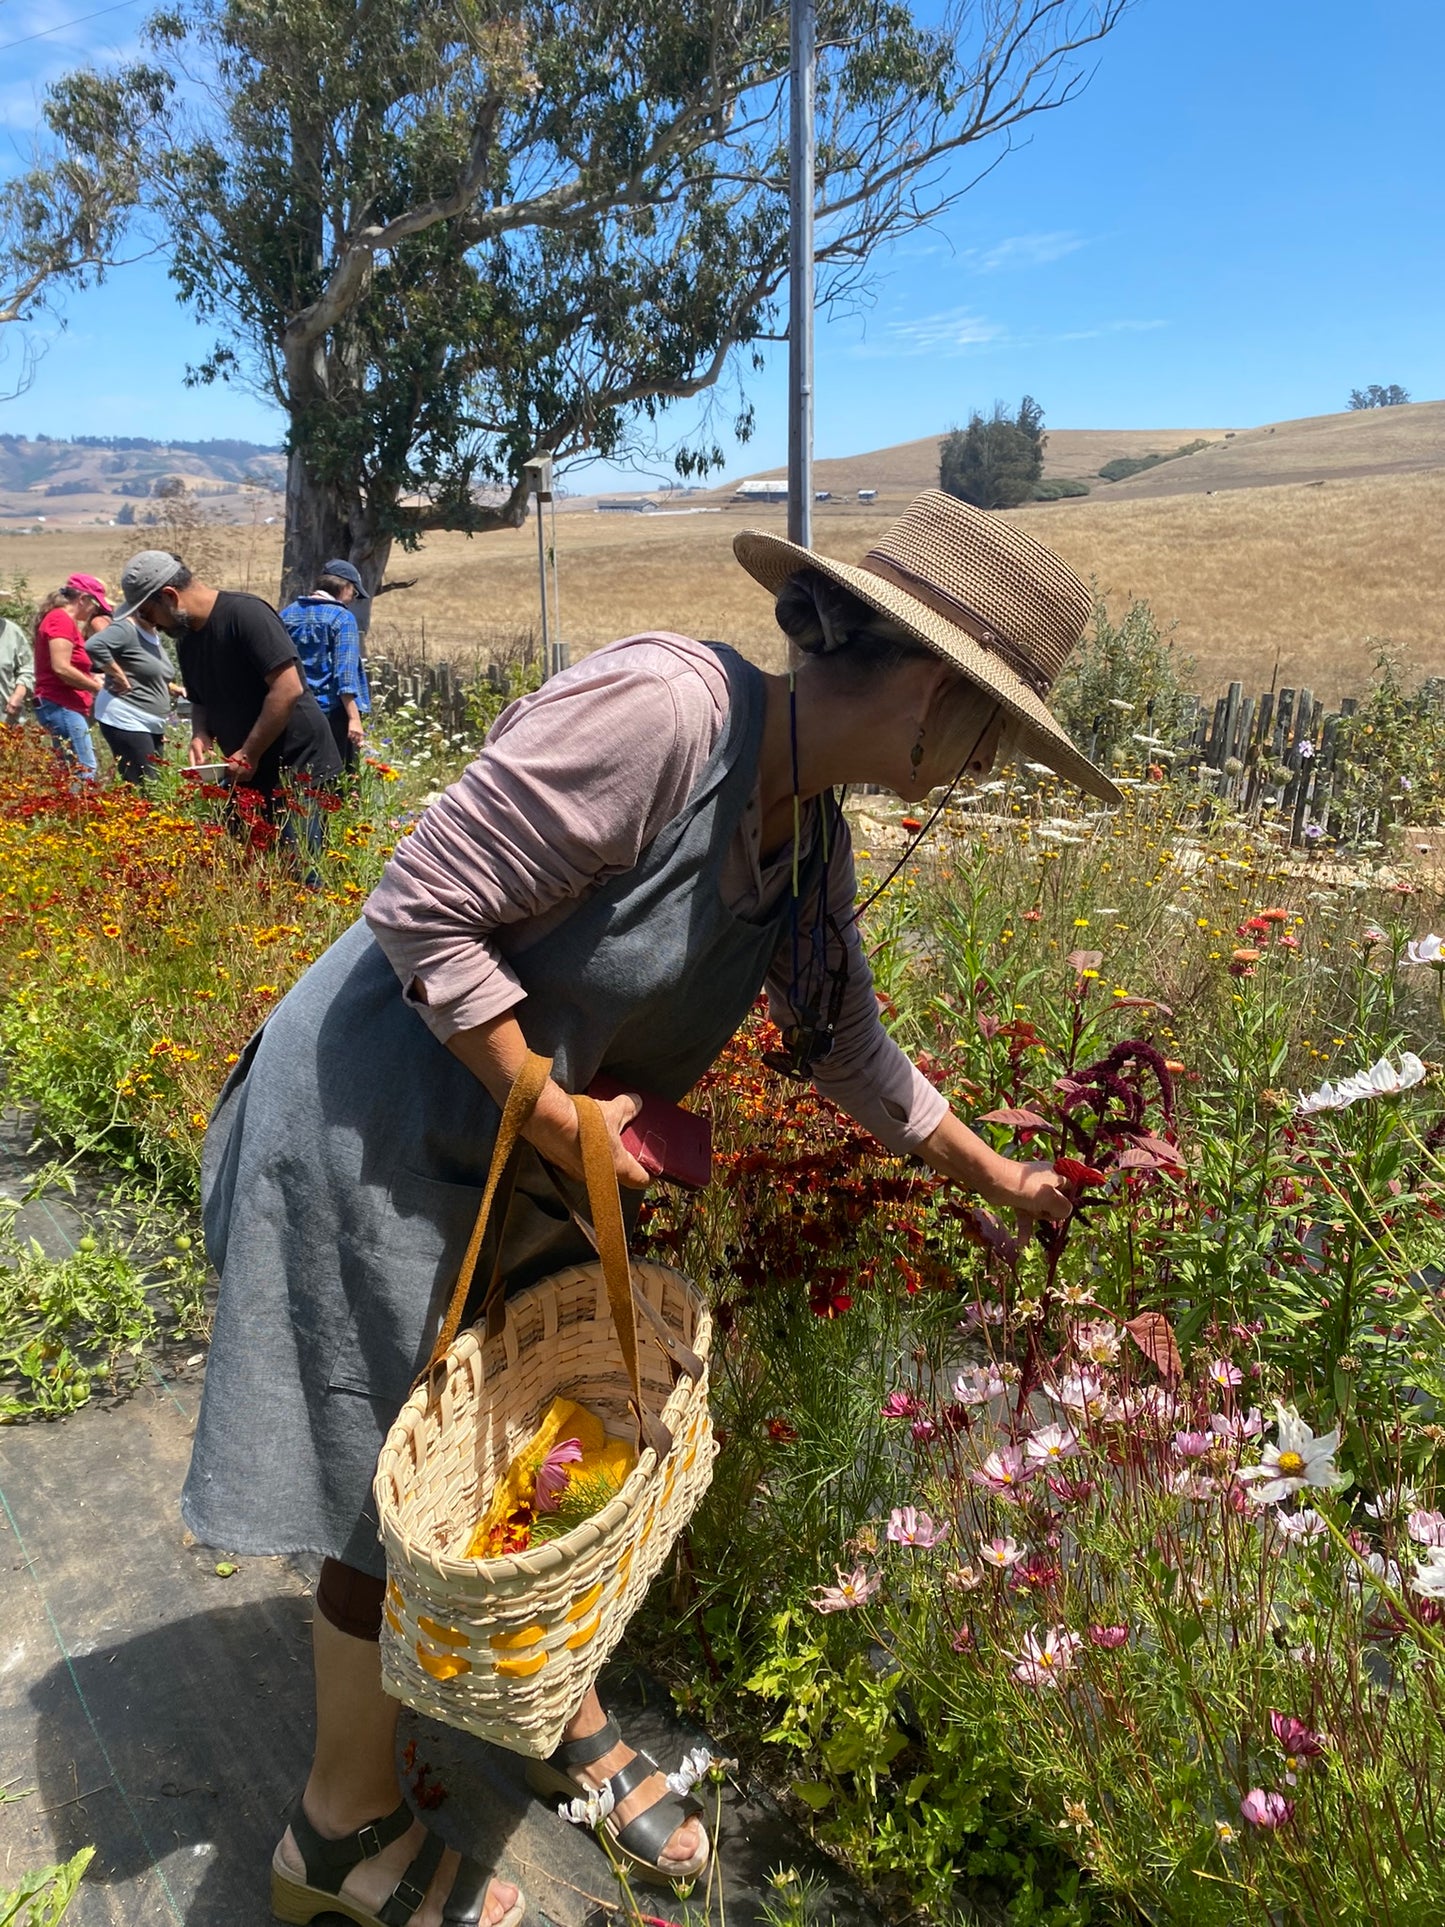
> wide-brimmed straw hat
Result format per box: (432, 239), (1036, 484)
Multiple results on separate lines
(733, 489), (1119, 805)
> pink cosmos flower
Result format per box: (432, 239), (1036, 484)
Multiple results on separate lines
(979, 1535), (1026, 1570)
(1046, 1474), (1096, 1505)
(971, 1445), (1035, 1500)
(1209, 1359), (1244, 1390)
(1273, 1507), (1327, 1543)
(1240, 1788), (1295, 1830)
(953, 1364), (1005, 1405)
(962, 1299), (1006, 1330)
(1172, 1429), (1213, 1459)
(1088, 1624), (1129, 1648)
(881, 1391), (922, 1419)
(1024, 1423), (1080, 1467)
(1210, 1407), (1264, 1442)
(534, 1437), (584, 1512)
(911, 1418), (938, 1442)
(811, 1566), (880, 1613)
(1407, 1508), (1445, 1548)
(887, 1505), (949, 1549)
(1269, 1711), (1325, 1784)
(1010, 1626), (1081, 1690)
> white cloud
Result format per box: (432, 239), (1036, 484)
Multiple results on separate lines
(972, 231), (1087, 273)
(853, 308), (1007, 358)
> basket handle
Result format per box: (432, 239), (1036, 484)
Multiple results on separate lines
(425, 1049), (553, 1378)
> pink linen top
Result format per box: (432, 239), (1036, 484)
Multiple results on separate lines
(364, 634), (948, 1156)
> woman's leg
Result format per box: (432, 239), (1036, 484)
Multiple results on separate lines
(99, 722), (161, 785)
(276, 1567), (519, 1925)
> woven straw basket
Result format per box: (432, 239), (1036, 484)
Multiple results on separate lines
(373, 1054), (714, 1757)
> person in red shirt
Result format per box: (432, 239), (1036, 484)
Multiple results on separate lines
(32, 574), (112, 781)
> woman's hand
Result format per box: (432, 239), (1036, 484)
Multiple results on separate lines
(983, 1157), (1074, 1231)
(918, 1112), (1074, 1231)
(522, 1083), (651, 1191)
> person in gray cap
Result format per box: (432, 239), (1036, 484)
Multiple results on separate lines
(116, 550), (339, 797)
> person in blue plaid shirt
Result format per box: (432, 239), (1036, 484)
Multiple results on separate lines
(279, 566), (372, 771)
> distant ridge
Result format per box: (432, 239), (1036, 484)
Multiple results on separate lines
(0, 433), (285, 507)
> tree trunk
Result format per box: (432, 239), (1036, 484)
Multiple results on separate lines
(279, 441), (394, 619)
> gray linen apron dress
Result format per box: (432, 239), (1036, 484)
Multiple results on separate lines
(182, 645), (823, 1578)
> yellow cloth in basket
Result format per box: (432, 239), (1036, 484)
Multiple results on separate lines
(466, 1396), (636, 1558)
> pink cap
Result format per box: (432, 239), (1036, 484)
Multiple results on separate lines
(65, 572), (113, 615)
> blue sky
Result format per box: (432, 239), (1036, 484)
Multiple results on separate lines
(1, 0), (1440, 483)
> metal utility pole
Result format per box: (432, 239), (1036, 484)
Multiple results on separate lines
(523, 456), (566, 678)
(787, 0), (815, 549)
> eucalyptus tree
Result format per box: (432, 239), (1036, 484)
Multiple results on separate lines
(42, 1), (1126, 597)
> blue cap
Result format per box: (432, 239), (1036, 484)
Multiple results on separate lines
(322, 559), (368, 598)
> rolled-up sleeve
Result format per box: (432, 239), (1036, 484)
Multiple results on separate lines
(764, 817), (949, 1158)
(364, 642), (723, 1043)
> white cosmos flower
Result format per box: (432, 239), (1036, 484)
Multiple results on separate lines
(1405, 934), (1445, 966)
(1410, 1547), (1445, 1601)
(1237, 1406), (1341, 1506)
(980, 1535), (1027, 1569)
(1347, 1550), (1403, 1601)
(665, 1746), (714, 1797)
(561, 1782), (618, 1827)
(1364, 1483), (1419, 1522)
(1297, 1052), (1426, 1116)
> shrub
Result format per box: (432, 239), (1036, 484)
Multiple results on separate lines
(1097, 440), (1211, 484)
(1049, 595), (1197, 766)
(1032, 478), (1090, 501)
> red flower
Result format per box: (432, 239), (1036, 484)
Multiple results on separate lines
(900, 816), (923, 834)
(765, 1416), (799, 1444)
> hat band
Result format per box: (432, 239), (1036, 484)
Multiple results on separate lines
(861, 551), (1053, 701)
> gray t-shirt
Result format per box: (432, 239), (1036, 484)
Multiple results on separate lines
(87, 617), (179, 728)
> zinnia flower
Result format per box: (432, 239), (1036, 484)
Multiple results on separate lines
(1237, 1406), (1340, 1506)
(1240, 1788), (1294, 1830)
(1010, 1626), (1081, 1690)
(887, 1506), (949, 1548)
(811, 1565), (880, 1612)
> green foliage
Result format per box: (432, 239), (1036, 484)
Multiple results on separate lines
(0, 571), (34, 630)
(1329, 649), (1445, 833)
(1031, 477), (1089, 501)
(0, 1190), (209, 1419)
(1096, 439), (1210, 484)
(939, 395), (1046, 510)
(1349, 384), (1410, 409)
(0, 1847), (94, 1925)
(1050, 594), (1197, 765)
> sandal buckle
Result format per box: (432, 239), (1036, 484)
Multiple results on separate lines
(392, 1876), (427, 1913)
(357, 1823), (383, 1859)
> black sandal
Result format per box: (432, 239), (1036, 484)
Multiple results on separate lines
(271, 1795), (527, 1927)
(524, 1717), (709, 1887)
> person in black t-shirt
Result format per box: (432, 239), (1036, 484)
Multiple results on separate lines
(114, 550), (341, 796)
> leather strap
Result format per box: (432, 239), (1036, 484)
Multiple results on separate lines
(549, 1715), (624, 1771)
(574, 1094), (653, 1454)
(377, 1826), (447, 1926)
(287, 1795), (415, 1896)
(423, 1052), (553, 1383)
(564, 1204), (704, 1385)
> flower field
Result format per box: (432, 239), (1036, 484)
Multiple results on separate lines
(1, 701), (1444, 1922)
